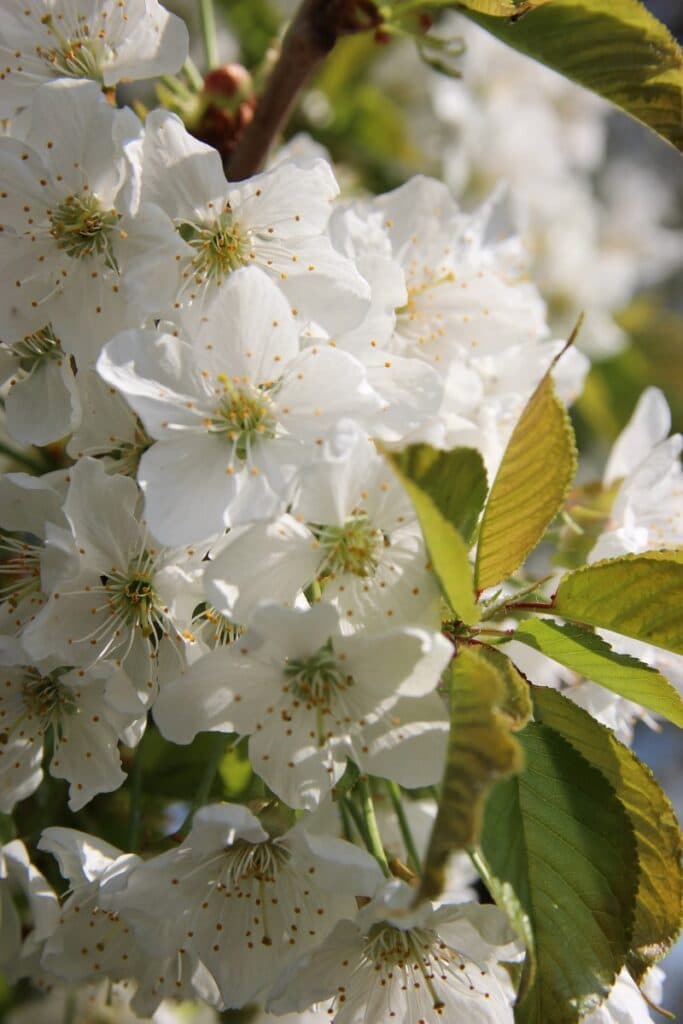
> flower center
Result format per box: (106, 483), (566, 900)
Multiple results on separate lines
(283, 640), (351, 706)
(208, 377), (277, 459)
(314, 515), (384, 578)
(192, 603), (242, 647)
(179, 211), (249, 285)
(104, 553), (161, 639)
(21, 667), (77, 734)
(49, 192), (120, 269)
(224, 839), (290, 886)
(361, 921), (494, 1011)
(108, 420), (153, 478)
(9, 325), (63, 375)
(38, 14), (104, 80)
(0, 535), (42, 609)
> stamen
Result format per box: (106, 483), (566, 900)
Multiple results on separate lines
(38, 14), (104, 81)
(49, 192), (120, 270)
(313, 515), (384, 579)
(207, 378), (277, 459)
(178, 211), (250, 286)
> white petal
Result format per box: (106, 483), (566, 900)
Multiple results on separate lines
(604, 387), (672, 485)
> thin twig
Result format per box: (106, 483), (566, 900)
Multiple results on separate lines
(227, 0), (381, 180)
(198, 0), (219, 69)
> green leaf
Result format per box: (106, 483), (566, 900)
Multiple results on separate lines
(389, 444), (488, 546)
(219, 736), (252, 798)
(475, 373), (576, 592)
(460, 0), (683, 152)
(136, 727), (235, 801)
(532, 686), (682, 978)
(553, 551), (683, 656)
(515, 618), (683, 727)
(481, 723), (639, 1023)
(386, 446), (482, 624)
(420, 646), (524, 899)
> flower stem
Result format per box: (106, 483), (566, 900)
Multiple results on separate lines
(385, 780), (421, 875)
(198, 0), (219, 70)
(340, 791), (371, 848)
(184, 56), (205, 92)
(227, 0), (382, 180)
(0, 439), (48, 474)
(358, 776), (391, 878)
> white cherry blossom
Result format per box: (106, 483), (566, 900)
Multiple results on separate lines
(115, 802), (384, 1009)
(0, 322), (78, 446)
(97, 267), (380, 546)
(0, 0), (188, 117)
(22, 457), (203, 696)
(0, 657), (139, 811)
(0, 839), (59, 982)
(136, 111), (370, 331)
(0, 80), (184, 362)
(206, 432), (441, 632)
(0, 469), (70, 664)
(268, 879), (519, 1023)
(153, 602), (452, 809)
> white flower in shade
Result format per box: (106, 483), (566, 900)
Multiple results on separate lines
(137, 110), (370, 330)
(591, 387), (683, 563)
(97, 267), (380, 546)
(0, 839), (59, 982)
(115, 803), (383, 1010)
(38, 828), (145, 984)
(0, 469), (70, 664)
(66, 368), (153, 476)
(22, 458), (203, 697)
(206, 432), (441, 632)
(3, 982), (221, 1024)
(581, 966), (665, 1024)
(268, 879), (518, 1023)
(153, 602), (452, 809)
(0, 322), (78, 446)
(0, 80), (185, 362)
(39, 830), (220, 1015)
(0, 0), (188, 116)
(0, 658), (138, 811)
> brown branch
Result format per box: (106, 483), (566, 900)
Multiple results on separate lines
(226, 0), (381, 181)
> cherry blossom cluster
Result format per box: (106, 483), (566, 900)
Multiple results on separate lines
(428, 14), (683, 357)
(0, 2), (679, 1022)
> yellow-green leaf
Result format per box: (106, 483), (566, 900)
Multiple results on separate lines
(481, 723), (639, 1023)
(387, 446), (483, 624)
(389, 444), (488, 545)
(219, 737), (252, 798)
(532, 686), (682, 979)
(419, 647), (524, 900)
(553, 551), (683, 656)
(461, 0), (683, 152)
(515, 618), (683, 727)
(475, 374), (576, 591)
(476, 645), (533, 729)
(426, 0), (554, 15)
